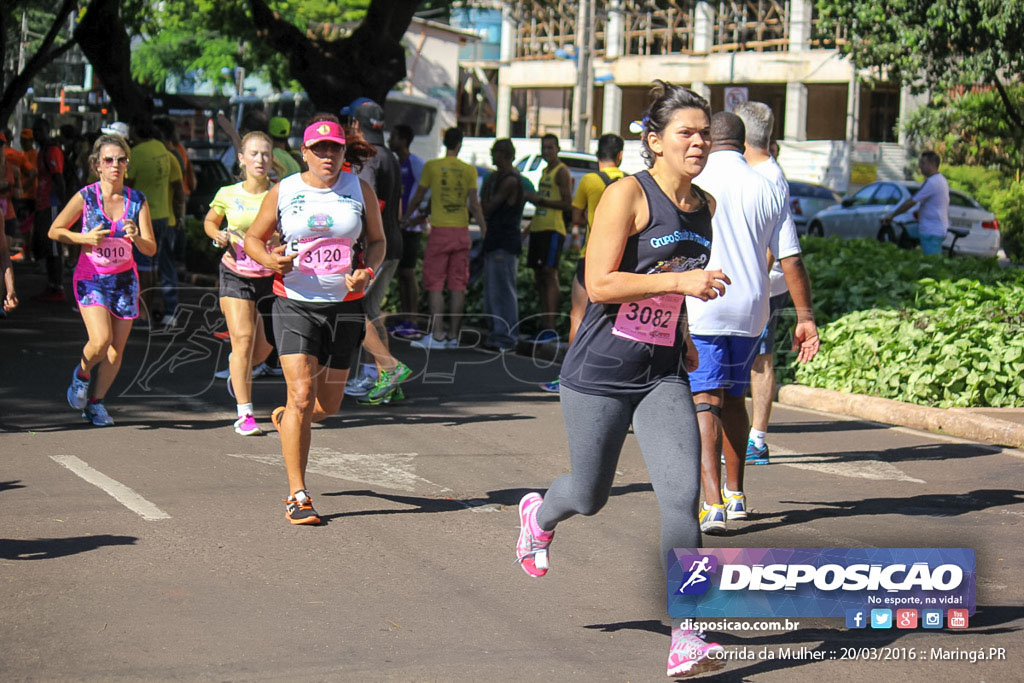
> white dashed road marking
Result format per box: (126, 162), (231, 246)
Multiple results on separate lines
(50, 455), (171, 520)
(226, 447), (451, 493)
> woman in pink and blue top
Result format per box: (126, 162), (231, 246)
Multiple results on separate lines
(245, 115), (384, 525)
(49, 134), (157, 426)
(203, 131), (276, 436)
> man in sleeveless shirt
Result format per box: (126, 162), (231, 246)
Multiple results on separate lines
(524, 134), (571, 341)
(480, 138), (527, 351)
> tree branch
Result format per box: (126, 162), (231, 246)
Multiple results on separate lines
(991, 72), (1024, 134)
(0, 0), (79, 124)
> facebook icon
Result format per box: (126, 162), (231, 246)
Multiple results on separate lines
(845, 609), (867, 629)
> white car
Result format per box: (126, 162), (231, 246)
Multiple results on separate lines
(514, 151), (599, 219)
(808, 180), (1001, 257)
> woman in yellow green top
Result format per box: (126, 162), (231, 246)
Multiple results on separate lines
(203, 131), (277, 436)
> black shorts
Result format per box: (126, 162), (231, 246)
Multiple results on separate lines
(399, 230), (422, 269)
(272, 297), (365, 370)
(219, 263), (274, 302)
(526, 230), (565, 270)
(574, 257), (585, 287)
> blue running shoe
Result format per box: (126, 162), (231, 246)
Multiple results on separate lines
(539, 378), (560, 393)
(67, 366), (90, 410)
(745, 439), (770, 465)
(82, 401), (115, 427)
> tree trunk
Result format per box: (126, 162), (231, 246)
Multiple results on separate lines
(249, 0), (421, 114)
(0, 0), (79, 127)
(73, 0), (152, 124)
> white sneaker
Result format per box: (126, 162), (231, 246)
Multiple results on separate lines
(411, 335), (452, 350)
(344, 374), (376, 397)
(213, 353), (232, 379)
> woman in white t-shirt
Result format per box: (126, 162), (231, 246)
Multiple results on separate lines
(244, 115), (384, 525)
(203, 131), (276, 436)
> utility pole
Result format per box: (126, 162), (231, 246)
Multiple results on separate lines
(572, 0), (595, 152)
(13, 11), (28, 134)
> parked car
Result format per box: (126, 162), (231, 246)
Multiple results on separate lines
(788, 180), (841, 234)
(807, 180), (1001, 257)
(514, 151), (599, 218)
(186, 157), (234, 218)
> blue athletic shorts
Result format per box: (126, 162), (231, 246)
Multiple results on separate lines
(689, 334), (760, 397)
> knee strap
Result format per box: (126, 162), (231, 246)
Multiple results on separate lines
(694, 402), (721, 418)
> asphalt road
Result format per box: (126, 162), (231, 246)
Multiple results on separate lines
(2, 280), (1023, 681)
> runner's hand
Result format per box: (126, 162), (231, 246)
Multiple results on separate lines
(266, 244), (293, 276)
(211, 230), (230, 248)
(122, 219), (139, 240)
(4, 291), (18, 312)
(684, 337), (700, 373)
(82, 229), (111, 246)
(792, 321), (820, 363)
(346, 269), (371, 294)
(677, 269), (730, 301)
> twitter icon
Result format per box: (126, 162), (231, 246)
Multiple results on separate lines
(870, 609), (893, 629)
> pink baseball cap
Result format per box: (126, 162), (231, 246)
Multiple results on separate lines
(303, 120), (346, 147)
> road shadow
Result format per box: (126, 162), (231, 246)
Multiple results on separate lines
(586, 604), (1023, 680)
(769, 420), (885, 434)
(0, 534), (137, 560)
(0, 480), (26, 494)
(318, 482), (655, 521)
(774, 442), (1004, 465)
(737, 489), (1024, 534)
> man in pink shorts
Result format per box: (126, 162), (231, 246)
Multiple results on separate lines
(401, 128), (487, 349)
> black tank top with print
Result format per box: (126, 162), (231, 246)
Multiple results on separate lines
(559, 170), (713, 397)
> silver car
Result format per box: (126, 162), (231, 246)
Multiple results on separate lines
(788, 180), (841, 235)
(808, 181), (1001, 257)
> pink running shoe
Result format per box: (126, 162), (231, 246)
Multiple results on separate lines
(666, 627), (725, 677)
(233, 414), (263, 436)
(516, 492), (554, 577)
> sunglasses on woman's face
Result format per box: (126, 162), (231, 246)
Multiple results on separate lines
(102, 156), (129, 166)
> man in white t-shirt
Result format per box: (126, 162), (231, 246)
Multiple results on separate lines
(687, 111), (820, 535)
(734, 101), (806, 467)
(883, 151), (949, 255)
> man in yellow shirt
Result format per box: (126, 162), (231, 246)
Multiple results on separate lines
(126, 121), (184, 327)
(524, 134), (571, 342)
(539, 133), (625, 393)
(401, 127), (486, 349)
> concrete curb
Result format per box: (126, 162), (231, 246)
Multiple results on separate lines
(777, 384), (1024, 449)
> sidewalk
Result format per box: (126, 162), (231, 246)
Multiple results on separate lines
(778, 384), (1024, 449)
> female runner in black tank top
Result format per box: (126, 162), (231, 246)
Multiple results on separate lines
(513, 81), (732, 678)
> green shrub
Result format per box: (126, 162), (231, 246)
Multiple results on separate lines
(942, 164), (1004, 211)
(776, 237), (1024, 407)
(991, 181), (1024, 262)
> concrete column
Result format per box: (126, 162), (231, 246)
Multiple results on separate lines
(496, 7), (516, 138)
(897, 84), (928, 147)
(788, 0), (812, 52)
(690, 81), (712, 102)
(784, 81), (808, 140)
(694, 2), (714, 53)
(601, 0), (624, 135)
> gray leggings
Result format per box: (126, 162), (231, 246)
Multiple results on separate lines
(537, 381), (702, 572)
